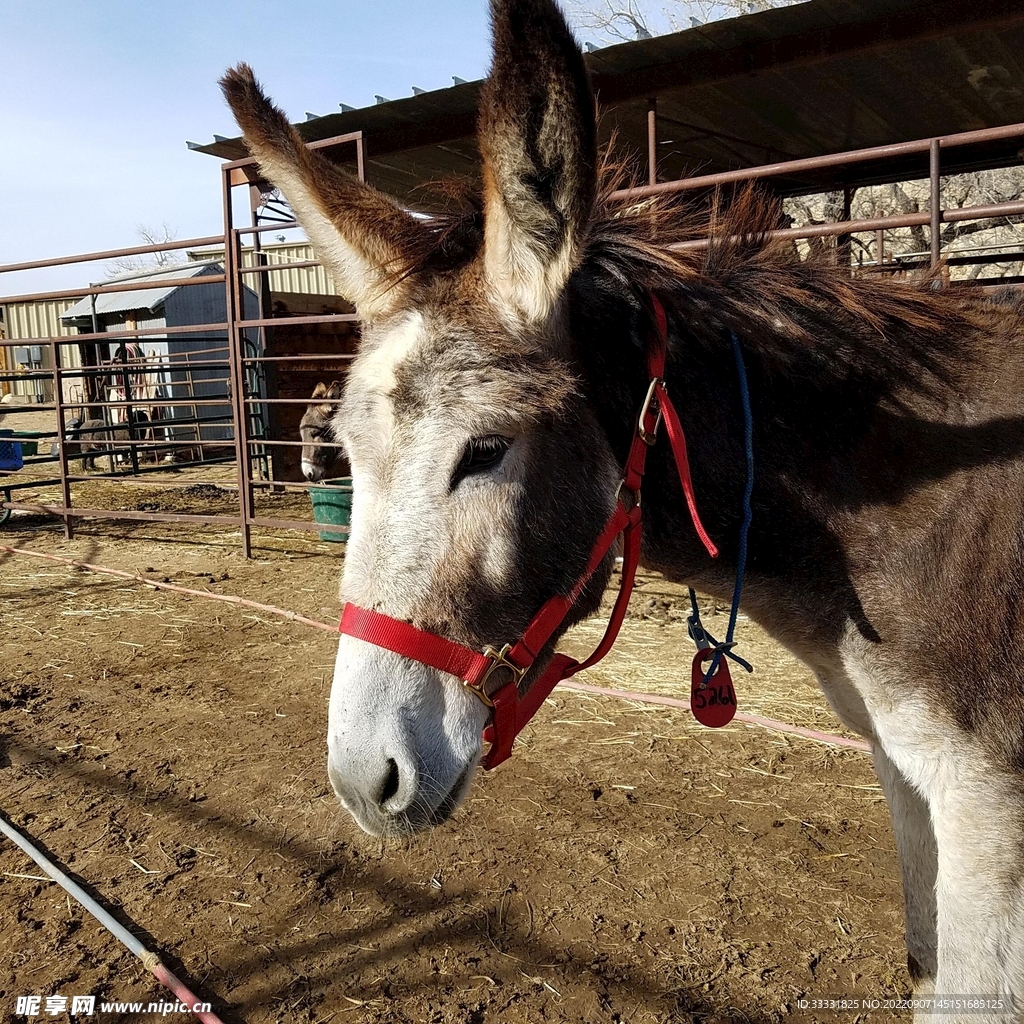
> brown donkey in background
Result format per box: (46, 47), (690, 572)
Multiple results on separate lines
(299, 380), (344, 482)
(223, 0), (1024, 1013)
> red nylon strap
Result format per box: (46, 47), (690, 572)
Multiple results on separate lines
(482, 652), (578, 766)
(513, 500), (634, 665)
(339, 603), (492, 685)
(657, 384), (718, 559)
(570, 513), (643, 676)
(338, 291), (718, 771)
(482, 501), (647, 766)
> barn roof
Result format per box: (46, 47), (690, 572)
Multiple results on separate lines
(60, 262), (223, 320)
(190, 0), (1024, 205)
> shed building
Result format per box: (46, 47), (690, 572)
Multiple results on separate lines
(60, 262), (258, 441)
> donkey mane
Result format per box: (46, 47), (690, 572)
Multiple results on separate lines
(394, 159), (1006, 409)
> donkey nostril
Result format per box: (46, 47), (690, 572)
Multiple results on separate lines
(377, 758), (401, 808)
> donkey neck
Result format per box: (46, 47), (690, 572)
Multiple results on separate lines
(570, 277), (904, 657)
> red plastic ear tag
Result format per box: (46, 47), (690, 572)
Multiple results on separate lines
(690, 650), (737, 727)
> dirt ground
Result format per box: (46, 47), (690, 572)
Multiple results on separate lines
(0, 500), (909, 1024)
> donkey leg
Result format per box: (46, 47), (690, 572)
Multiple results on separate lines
(873, 746), (937, 993)
(929, 763), (1024, 1013)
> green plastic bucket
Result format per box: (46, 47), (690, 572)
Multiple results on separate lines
(12, 432), (39, 457)
(309, 477), (353, 542)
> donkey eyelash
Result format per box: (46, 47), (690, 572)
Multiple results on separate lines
(450, 435), (513, 489)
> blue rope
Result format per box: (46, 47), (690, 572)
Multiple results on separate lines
(702, 330), (755, 684)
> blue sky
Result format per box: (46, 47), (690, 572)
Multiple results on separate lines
(1, 0), (494, 292)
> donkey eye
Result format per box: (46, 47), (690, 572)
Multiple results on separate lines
(451, 435), (512, 488)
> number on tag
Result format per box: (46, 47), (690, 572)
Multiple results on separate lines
(690, 649), (737, 728)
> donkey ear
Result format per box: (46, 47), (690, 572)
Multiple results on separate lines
(327, 381), (345, 398)
(221, 64), (418, 320)
(479, 0), (596, 323)
(311, 382), (328, 399)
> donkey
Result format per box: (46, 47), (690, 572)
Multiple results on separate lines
(57, 413), (150, 472)
(222, 0), (1024, 1010)
(299, 380), (344, 482)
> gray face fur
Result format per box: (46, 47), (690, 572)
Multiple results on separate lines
(223, 0), (604, 835)
(328, 307), (618, 835)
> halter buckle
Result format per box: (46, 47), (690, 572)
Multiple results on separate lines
(638, 377), (665, 445)
(465, 643), (526, 707)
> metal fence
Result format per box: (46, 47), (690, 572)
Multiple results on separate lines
(3, 121), (1024, 555)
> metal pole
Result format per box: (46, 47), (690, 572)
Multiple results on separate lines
(222, 166), (252, 557)
(248, 182), (272, 484)
(119, 342), (140, 476)
(51, 342), (72, 540)
(647, 97), (658, 187)
(930, 138), (942, 272)
(356, 133), (366, 183)
(837, 186), (852, 274)
(86, 294), (101, 417)
(876, 227), (885, 267)
(185, 350), (202, 462)
(232, 223), (257, 532)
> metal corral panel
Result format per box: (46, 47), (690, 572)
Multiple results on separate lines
(187, 243), (339, 297)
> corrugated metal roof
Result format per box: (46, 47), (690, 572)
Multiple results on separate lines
(191, 0), (1024, 204)
(60, 262), (223, 320)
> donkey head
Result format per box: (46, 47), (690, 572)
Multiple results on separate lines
(300, 380), (344, 482)
(223, 0), (620, 836)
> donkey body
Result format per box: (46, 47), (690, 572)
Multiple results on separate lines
(223, 0), (1024, 1012)
(58, 413), (151, 472)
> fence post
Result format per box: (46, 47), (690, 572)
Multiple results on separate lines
(837, 186), (852, 274)
(647, 97), (658, 188)
(222, 165), (253, 557)
(930, 138), (942, 273)
(51, 342), (73, 540)
(356, 133), (366, 183)
(118, 342), (140, 476)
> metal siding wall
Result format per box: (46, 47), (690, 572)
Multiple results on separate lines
(3, 299), (77, 340)
(257, 244), (339, 297)
(1, 300), (82, 401)
(162, 277), (234, 442)
(189, 243), (340, 297)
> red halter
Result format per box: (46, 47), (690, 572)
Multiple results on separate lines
(338, 295), (717, 768)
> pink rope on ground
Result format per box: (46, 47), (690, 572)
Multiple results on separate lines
(2, 543), (870, 752)
(150, 963), (226, 1024)
(561, 681), (872, 751)
(0, 544), (337, 633)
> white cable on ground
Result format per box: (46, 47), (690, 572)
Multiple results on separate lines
(0, 811), (226, 1024)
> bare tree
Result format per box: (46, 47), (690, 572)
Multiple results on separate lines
(567, 0), (802, 43)
(105, 223), (184, 278)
